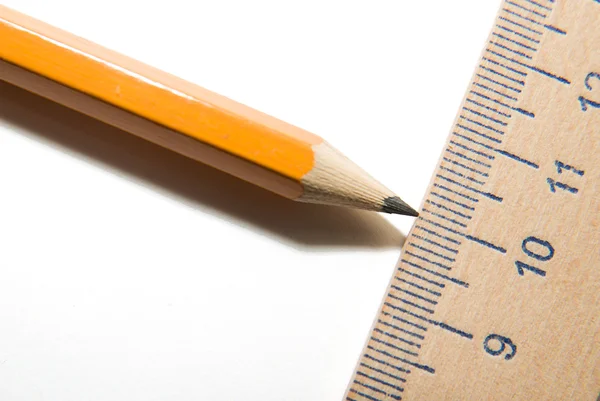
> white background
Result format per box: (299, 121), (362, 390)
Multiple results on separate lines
(0, 1), (499, 400)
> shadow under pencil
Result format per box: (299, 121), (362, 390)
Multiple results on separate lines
(0, 81), (405, 250)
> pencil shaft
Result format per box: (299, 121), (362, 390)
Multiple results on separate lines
(0, 6), (317, 198)
(0, 6), (417, 216)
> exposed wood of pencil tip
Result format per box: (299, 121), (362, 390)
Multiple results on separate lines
(0, 5), (418, 216)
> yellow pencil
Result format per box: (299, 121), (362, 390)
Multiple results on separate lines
(0, 6), (417, 216)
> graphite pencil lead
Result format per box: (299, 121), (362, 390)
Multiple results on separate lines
(382, 196), (419, 217)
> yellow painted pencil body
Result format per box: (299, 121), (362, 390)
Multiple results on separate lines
(0, 6), (417, 216)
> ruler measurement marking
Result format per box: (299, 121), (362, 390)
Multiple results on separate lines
(427, 320), (474, 340)
(407, 241), (457, 261)
(478, 69), (525, 91)
(489, 41), (534, 60)
(366, 346), (419, 371)
(496, 24), (540, 43)
(452, 133), (539, 170)
(385, 305), (474, 341)
(370, 336), (421, 357)
(421, 209), (468, 228)
(391, 286), (439, 306)
(464, 108), (509, 126)
(394, 278), (443, 298)
(483, 56), (529, 76)
(359, 363), (408, 383)
(379, 319), (427, 340)
(487, 49), (571, 84)
(442, 157), (490, 176)
(356, 372), (405, 392)
(400, 259), (469, 287)
(382, 309), (429, 333)
(523, 0), (552, 11)
(363, 353), (412, 373)
(498, 16), (543, 34)
(512, 107), (535, 117)
(543, 24), (566, 35)
(416, 219), (468, 244)
(374, 327), (423, 348)
(396, 268), (446, 288)
(473, 81), (519, 99)
(452, 133), (496, 152)
(436, 175), (503, 202)
(387, 294), (436, 314)
(388, 293), (436, 314)
(479, 65), (527, 85)
(382, 310), (429, 331)
(410, 234), (459, 254)
(368, 346), (436, 374)
(353, 381), (391, 397)
(348, 388), (384, 401)
(343, 1), (600, 398)
(404, 250), (453, 271)
(458, 119), (505, 136)
(433, 184), (479, 202)
(475, 73), (523, 93)
(470, 90), (536, 118)
(428, 191), (475, 210)
(353, 380), (403, 401)
(495, 148), (540, 168)
(417, 217), (468, 238)
(420, 217), (507, 253)
(449, 139), (496, 159)
(439, 166), (487, 185)
(470, 90), (519, 110)
(422, 204), (471, 226)
(506, 1), (548, 18)
(363, 352), (410, 374)
(446, 149), (493, 167)
(502, 8), (545, 26)
(421, 208), (469, 228)
(390, 288), (438, 308)
(492, 32), (538, 50)
(462, 234), (507, 253)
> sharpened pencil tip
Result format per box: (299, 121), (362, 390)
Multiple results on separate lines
(382, 196), (419, 217)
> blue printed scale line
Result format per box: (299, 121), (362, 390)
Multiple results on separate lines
(345, 1), (566, 400)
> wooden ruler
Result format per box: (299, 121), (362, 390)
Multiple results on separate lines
(345, 1), (600, 400)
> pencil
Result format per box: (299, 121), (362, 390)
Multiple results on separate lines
(0, 6), (418, 216)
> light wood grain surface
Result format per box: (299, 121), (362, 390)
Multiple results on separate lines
(345, 1), (600, 399)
